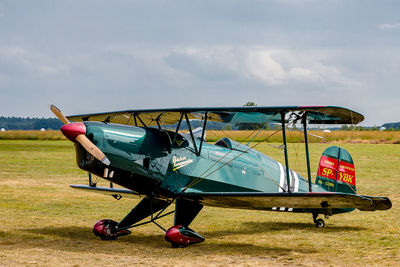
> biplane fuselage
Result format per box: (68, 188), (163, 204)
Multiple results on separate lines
(52, 105), (391, 247)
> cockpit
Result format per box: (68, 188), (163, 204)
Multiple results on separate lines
(215, 137), (232, 149)
(215, 137), (249, 153)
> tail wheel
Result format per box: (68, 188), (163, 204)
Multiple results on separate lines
(315, 218), (325, 228)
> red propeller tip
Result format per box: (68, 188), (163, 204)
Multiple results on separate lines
(61, 122), (86, 141)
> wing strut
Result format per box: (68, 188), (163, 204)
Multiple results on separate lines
(185, 112), (199, 155)
(198, 112), (208, 156)
(88, 173), (95, 187)
(281, 111), (291, 193)
(136, 114), (147, 127)
(155, 113), (163, 129)
(155, 119), (161, 129)
(302, 112), (313, 192)
(172, 112), (184, 145)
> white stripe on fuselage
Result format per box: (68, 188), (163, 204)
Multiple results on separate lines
(294, 171), (299, 192)
(274, 162), (299, 212)
(278, 162), (285, 192)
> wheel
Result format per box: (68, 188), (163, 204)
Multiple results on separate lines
(93, 219), (119, 240)
(315, 218), (325, 228)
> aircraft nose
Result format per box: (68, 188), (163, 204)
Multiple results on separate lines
(61, 122), (86, 141)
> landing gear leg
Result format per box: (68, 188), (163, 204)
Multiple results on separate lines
(93, 197), (171, 241)
(312, 213), (325, 228)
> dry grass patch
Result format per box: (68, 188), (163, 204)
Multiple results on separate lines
(0, 130), (65, 140)
(0, 140), (399, 266)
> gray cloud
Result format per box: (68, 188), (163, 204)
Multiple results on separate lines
(0, 0), (399, 125)
(163, 46), (360, 88)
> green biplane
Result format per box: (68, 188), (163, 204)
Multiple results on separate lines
(50, 105), (391, 247)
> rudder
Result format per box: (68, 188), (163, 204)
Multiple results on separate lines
(316, 146), (356, 194)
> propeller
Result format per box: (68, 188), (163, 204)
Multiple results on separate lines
(50, 105), (110, 166)
(50, 105), (70, 124)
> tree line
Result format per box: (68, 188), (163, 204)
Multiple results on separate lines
(0, 117), (63, 130)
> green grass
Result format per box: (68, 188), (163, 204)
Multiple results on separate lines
(0, 140), (399, 266)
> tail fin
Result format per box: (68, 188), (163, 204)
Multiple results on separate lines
(316, 146), (356, 193)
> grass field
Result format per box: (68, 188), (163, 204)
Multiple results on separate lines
(1, 129), (400, 144)
(0, 140), (399, 266)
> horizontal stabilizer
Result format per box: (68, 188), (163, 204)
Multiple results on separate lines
(356, 195), (392, 211)
(70, 184), (140, 199)
(178, 192), (391, 211)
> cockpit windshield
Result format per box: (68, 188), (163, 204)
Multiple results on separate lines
(215, 137), (249, 153)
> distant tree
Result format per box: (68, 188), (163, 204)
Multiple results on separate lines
(244, 101), (257, 107)
(341, 125), (350, 131)
(0, 117), (63, 130)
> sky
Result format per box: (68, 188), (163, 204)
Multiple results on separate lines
(0, 0), (399, 125)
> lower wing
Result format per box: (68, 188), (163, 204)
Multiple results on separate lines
(70, 184), (391, 212)
(178, 192), (391, 211)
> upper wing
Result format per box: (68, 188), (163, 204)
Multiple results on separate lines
(66, 106), (364, 127)
(177, 192), (391, 211)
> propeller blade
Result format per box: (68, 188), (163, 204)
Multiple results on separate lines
(76, 135), (111, 166)
(53, 105), (111, 166)
(50, 104), (70, 124)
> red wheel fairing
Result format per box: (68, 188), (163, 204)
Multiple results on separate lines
(165, 225), (205, 247)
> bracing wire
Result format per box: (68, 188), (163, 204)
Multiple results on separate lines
(182, 118), (296, 192)
(182, 118), (276, 191)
